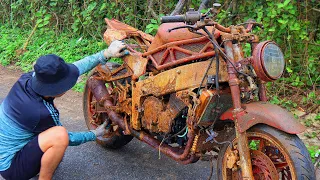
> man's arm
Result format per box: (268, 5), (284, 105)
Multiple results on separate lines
(68, 121), (107, 146)
(73, 40), (128, 76)
(72, 51), (105, 75)
(68, 131), (96, 146)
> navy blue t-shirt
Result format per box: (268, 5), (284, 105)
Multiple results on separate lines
(3, 72), (57, 134)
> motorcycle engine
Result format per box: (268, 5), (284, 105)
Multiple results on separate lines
(141, 93), (186, 133)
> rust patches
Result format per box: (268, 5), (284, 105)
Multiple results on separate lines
(235, 130), (254, 179)
(258, 81), (268, 101)
(130, 60), (228, 130)
(145, 37), (216, 70)
(139, 60), (228, 96)
(124, 55), (148, 80)
(141, 94), (186, 133)
(141, 96), (163, 132)
(133, 130), (196, 163)
(195, 89), (215, 122)
(87, 77), (129, 133)
(220, 102), (306, 134)
(95, 64), (133, 82)
(148, 23), (217, 51)
(105, 18), (154, 42)
(226, 149), (239, 169)
(87, 77), (197, 164)
(104, 28), (127, 45)
(223, 40), (242, 110)
(88, 16), (300, 170)
(195, 90), (233, 126)
(158, 94), (186, 133)
(250, 150), (279, 179)
(103, 18), (153, 56)
(144, 22), (224, 70)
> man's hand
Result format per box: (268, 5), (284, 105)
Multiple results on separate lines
(103, 40), (129, 59)
(90, 121), (107, 137)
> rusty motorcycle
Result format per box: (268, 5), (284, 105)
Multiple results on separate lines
(82, 6), (315, 180)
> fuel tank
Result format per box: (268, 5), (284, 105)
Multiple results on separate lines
(145, 23), (221, 70)
(148, 23), (218, 51)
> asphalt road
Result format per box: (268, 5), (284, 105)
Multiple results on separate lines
(0, 66), (217, 180)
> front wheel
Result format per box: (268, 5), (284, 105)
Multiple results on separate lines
(217, 124), (315, 180)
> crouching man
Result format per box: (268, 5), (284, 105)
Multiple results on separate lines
(0, 40), (127, 180)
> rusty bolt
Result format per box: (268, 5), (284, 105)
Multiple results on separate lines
(232, 167), (237, 171)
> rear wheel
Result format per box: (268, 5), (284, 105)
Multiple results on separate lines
(217, 124), (315, 180)
(83, 63), (133, 149)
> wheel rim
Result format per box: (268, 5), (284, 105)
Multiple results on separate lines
(85, 84), (104, 130)
(85, 78), (120, 140)
(222, 131), (296, 180)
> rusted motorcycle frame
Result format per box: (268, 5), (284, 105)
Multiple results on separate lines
(84, 6), (314, 180)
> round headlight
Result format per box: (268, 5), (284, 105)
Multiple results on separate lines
(252, 41), (285, 81)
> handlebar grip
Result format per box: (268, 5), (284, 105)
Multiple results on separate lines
(160, 15), (185, 23)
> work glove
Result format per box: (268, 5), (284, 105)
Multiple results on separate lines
(103, 40), (129, 59)
(90, 121), (107, 137)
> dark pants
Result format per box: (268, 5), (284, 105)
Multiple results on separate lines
(0, 136), (44, 180)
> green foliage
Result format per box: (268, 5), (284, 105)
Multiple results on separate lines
(145, 19), (160, 35)
(73, 77), (87, 92)
(249, 140), (260, 150)
(0, 0), (181, 39)
(0, 25), (106, 71)
(0, 24), (106, 92)
(1, 0), (318, 98)
(230, 0), (320, 112)
(304, 131), (317, 138)
(0, 26), (106, 71)
(307, 145), (320, 163)
(269, 95), (298, 110)
(0, 26), (24, 66)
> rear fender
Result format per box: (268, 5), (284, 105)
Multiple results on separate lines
(220, 102), (305, 134)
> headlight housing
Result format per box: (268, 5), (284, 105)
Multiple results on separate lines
(252, 41), (285, 82)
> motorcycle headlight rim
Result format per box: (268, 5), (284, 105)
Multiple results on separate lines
(252, 41), (285, 82)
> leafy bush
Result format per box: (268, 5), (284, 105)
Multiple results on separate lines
(0, 25), (106, 72)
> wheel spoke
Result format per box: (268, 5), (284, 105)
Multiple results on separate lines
(274, 162), (289, 169)
(221, 131), (297, 179)
(258, 139), (265, 151)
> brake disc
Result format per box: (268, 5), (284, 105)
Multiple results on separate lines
(251, 150), (279, 180)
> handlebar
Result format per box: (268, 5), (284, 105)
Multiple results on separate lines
(161, 9), (201, 25)
(161, 9), (231, 33)
(161, 15), (185, 23)
(162, 10), (260, 34)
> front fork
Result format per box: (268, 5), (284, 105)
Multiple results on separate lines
(224, 39), (254, 179)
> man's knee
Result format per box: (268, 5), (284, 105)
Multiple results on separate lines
(39, 126), (69, 151)
(51, 126), (69, 146)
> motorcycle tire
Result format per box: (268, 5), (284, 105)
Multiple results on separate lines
(83, 62), (133, 149)
(217, 124), (315, 180)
